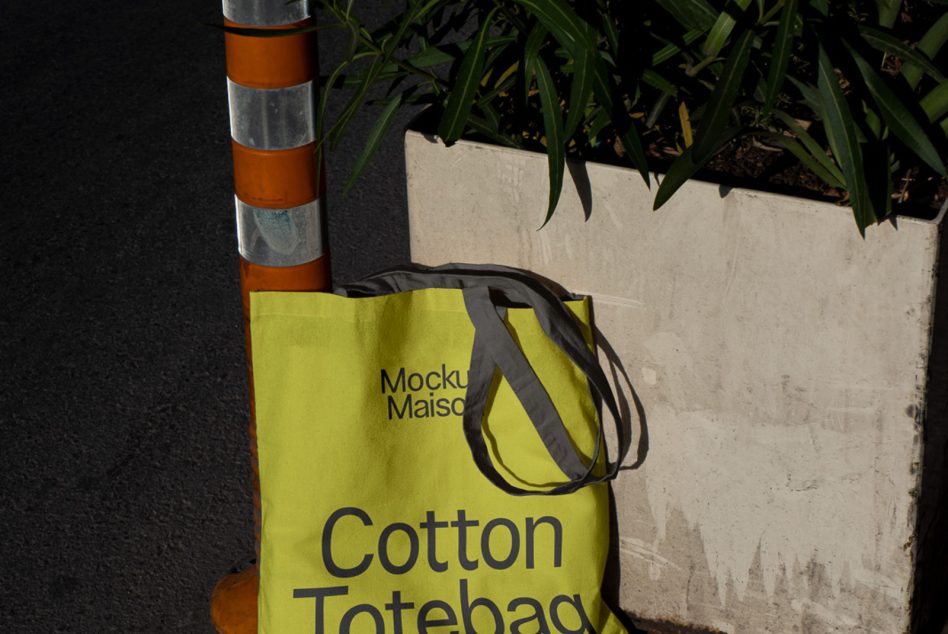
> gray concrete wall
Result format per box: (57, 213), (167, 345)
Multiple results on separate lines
(405, 130), (946, 634)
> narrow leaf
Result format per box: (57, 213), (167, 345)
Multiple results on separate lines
(654, 128), (741, 209)
(523, 24), (548, 108)
(693, 29), (755, 163)
(703, 0), (753, 58)
(679, 101), (694, 147)
(875, 0), (901, 28)
(646, 92), (673, 128)
(466, 116), (521, 148)
(817, 45), (874, 234)
(578, 108), (607, 146)
(437, 8), (498, 144)
(788, 75), (822, 114)
(511, 0), (595, 55)
(655, 0), (718, 31)
(344, 93), (405, 192)
(865, 142), (894, 220)
(589, 54), (651, 186)
(642, 69), (678, 96)
(847, 46), (946, 175)
(407, 45), (456, 68)
(531, 56), (567, 226)
(618, 127), (652, 188)
(773, 110), (845, 184)
(809, 0), (830, 17)
(859, 26), (945, 84)
(763, 0), (798, 115)
(902, 13), (948, 89)
(329, 56), (386, 149)
(564, 44), (595, 139)
(921, 81), (948, 122)
(602, 12), (620, 56)
(653, 30), (704, 65)
(756, 131), (845, 188)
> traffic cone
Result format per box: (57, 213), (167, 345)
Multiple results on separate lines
(211, 1), (330, 632)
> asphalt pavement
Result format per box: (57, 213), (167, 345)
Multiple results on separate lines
(3, 2), (945, 633)
(1, 1), (414, 631)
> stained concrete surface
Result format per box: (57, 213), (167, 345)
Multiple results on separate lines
(0, 1), (413, 631)
(405, 133), (948, 634)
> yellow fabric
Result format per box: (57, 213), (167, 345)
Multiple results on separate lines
(251, 288), (626, 633)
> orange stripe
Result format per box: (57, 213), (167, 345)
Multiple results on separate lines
(225, 18), (315, 89)
(231, 141), (323, 208)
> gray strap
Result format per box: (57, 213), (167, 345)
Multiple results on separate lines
(462, 286), (588, 481)
(338, 263), (627, 495)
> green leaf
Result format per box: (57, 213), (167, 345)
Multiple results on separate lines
(809, 0), (830, 17)
(903, 13), (948, 89)
(564, 43), (596, 140)
(655, 0), (718, 31)
(478, 68), (518, 104)
(654, 127), (741, 209)
(787, 75), (822, 114)
(326, 68), (402, 90)
(762, 0), (798, 115)
(511, 0), (595, 56)
(601, 12), (620, 56)
(921, 80), (948, 123)
(693, 29), (755, 163)
(652, 30), (705, 65)
(773, 110), (845, 185)
(329, 56), (386, 149)
(524, 24), (549, 63)
(523, 24), (548, 108)
(586, 107), (611, 140)
(646, 92), (673, 128)
(817, 45), (874, 234)
(437, 8), (498, 144)
(343, 92), (405, 192)
(864, 142), (894, 220)
(530, 55), (567, 226)
(875, 0), (901, 28)
(847, 46), (946, 175)
(702, 0), (753, 58)
(465, 116), (521, 148)
(588, 53), (651, 186)
(407, 45), (456, 68)
(317, 50), (377, 148)
(756, 131), (845, 188)
(642, 69), (678, 97)
(858, 26), (945, 84)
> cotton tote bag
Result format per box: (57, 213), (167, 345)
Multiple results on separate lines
(250, 263), (629, 633)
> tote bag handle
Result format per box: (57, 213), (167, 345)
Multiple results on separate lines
(338, 263), (627, 496)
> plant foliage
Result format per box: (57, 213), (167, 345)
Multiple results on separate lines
(284, 0), (947, 233)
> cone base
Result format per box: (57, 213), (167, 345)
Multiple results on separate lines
(210, 565), (259, 634)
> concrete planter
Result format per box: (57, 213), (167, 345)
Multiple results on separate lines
(405, 129), (947, 634)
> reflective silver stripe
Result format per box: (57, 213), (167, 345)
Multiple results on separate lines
(227, 79), (315, 150)
(222, 0), (310, 26)
(236, 197), (325, 266)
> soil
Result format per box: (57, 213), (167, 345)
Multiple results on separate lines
(699, 138), (948, 221)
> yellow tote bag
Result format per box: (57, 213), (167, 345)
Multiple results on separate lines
(250, 264), (629, 633)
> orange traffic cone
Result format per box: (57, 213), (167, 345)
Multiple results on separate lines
(211, 1), (329, 632)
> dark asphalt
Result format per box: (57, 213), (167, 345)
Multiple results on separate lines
(1, 1), (414, 631)
(3, 2), (946, 633)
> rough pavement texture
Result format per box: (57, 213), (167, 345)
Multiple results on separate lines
(1, 1), (414, 631)
(3, 1), (944, 633)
